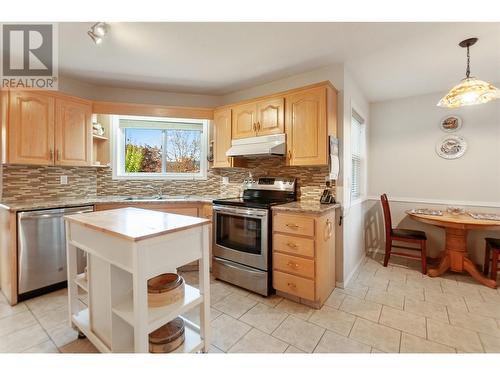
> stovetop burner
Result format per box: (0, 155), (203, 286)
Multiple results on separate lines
(213, 177), (296, 209)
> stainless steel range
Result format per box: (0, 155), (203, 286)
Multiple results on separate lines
(212, 177), (296, 296)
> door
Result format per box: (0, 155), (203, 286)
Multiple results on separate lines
(8, 91), (55, 165)
(55, 98), (92, 166)
(232, 102), (257, 139)
(285, 86), (327, 166)
(213, 206), (268, 270)
(256, 97), (284, 136)
(212, 108), (232, 168)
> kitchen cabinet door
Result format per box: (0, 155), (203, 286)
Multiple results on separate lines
(212, 108), (232, 168)
(8, 91), (55, 165)
(232, 102), (256, 139)
(285, 86), (327, 166)
(256, 97), (284, 136)
(55, 98), (92, 166)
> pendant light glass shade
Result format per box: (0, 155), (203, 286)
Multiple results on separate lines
(437, 77), (500, 108)
(437, 37), (500, 108)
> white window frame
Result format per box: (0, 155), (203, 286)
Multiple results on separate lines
(111, 115), (208, 180)
(350, 109), (366, 204)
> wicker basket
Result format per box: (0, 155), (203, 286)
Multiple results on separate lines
(147, 273), (185, 307)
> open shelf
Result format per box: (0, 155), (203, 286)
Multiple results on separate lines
(172, 318), (204, 353)
(75, 273), (88, 292)
(112, 284), (203, 333)
(72, 309), (112, 353)
(92, 134), (108, 141)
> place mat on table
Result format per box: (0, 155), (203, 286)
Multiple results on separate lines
(408, 208), (443, 216)
(468, 212), (500, 221)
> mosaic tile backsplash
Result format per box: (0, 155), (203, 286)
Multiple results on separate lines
(2, 158), (334, 202)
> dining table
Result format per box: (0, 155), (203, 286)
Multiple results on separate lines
(407, 210), (500, 288)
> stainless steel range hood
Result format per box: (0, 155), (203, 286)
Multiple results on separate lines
(226, 134), (286, 158)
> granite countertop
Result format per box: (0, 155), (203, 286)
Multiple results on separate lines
(272, 201), (341, 214)
(0, 195), (220, 212)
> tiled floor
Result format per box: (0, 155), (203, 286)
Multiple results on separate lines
(1, 253), (500, 353)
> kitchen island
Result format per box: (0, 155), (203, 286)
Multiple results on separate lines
(64, 207), (211, 353)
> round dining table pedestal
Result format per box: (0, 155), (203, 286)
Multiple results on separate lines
(407, 211), (500, 289)
(427, 228), (497, 289)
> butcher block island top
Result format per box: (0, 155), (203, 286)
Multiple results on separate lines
(65, 207), (210, 241)
(64, 207), (211, 353)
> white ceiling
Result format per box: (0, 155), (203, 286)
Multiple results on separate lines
(59, 22), (500, 102)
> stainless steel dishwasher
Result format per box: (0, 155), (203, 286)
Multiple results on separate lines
(17, 206), (93, 299)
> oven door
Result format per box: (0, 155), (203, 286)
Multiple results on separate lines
(213, 205), (268, 271)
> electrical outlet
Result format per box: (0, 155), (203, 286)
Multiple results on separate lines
(222, 176), (229, 185)
(60, 176), (68, 185)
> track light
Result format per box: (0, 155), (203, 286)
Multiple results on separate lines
(88, 22), (108, 45)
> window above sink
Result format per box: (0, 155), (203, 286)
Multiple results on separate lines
(111, 115), (209, 180)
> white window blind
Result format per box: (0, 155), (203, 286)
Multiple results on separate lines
(351, 110), (365, 200)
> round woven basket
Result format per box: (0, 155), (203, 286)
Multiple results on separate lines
(149, 317), (185, 353)
(147, 273), (185, 307)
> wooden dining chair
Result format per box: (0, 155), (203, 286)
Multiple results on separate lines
(380, 194), (428, 274)
(483, 238), (500, 280)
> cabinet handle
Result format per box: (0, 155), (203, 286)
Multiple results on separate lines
(287, 282), (297, 288)
(285, 223), (299, 229)
(287, 261), (299, 269)
(287, 150), (292, 160)
(287, 242), (297, 248)
(257, 121), (261, 131)
(56, 150), (61, 161)
(324, 219), (333, 240)
(49, 149), (54, 160)
(253, 123), (256, 132)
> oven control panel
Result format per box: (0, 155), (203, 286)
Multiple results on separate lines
(243, 177), (296, 191)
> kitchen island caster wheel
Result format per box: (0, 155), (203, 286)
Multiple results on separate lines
(77, 331), (86, 339)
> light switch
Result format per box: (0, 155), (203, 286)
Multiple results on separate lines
(60, 175), (68, 185)
(222, 176), (229, 185)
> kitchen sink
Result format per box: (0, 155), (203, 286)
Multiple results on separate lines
(122, 196), (188, 201)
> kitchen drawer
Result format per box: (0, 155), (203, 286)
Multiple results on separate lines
(273, 213), (314, 237)
(273, 271), (315, 300)
(273, 233), (314, 258)
(273, 253), (314, 279)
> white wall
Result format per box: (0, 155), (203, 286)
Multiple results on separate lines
(58, 76), (223, 108)
(220, 64), (344, 104)
(336, 68), (370, 286)
(366, 90), (500, 263)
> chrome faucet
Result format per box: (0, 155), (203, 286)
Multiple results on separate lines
(146, 185), (163, 199)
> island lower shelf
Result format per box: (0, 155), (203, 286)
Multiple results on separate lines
(65, 208), (211, 353)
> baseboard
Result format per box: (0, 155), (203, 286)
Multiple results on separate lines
(336, 254), (366, 289)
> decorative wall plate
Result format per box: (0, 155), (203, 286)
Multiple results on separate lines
(436, 135), (467, 159)
(439, 115), (462, 132)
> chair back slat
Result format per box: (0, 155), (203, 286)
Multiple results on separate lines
(380, 193), (392, 240)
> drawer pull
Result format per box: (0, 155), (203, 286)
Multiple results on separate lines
(287, 242), (297, 248)
(287, 282), (297, 288)
(286, 223), (299, 229)
(287, 261), (299, 269)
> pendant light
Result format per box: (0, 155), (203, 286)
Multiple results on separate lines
(437, 38), (500, 108)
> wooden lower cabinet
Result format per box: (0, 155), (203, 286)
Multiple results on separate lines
(272, 209), (336, 308)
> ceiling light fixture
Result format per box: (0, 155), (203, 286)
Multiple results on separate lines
(87, 22), (108, 45)
(437, 38), (500, 108)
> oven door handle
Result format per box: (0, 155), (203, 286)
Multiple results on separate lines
(214, 257), (266, 275)
(213, 206), (268, 218)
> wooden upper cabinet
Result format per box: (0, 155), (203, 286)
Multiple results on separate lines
(232, 102), (257, 139)
(285, 86), (328, 166)
(256, 97), (284, 136)
(55, 98), (92, 166)
(212, 108), (232, 168)
(8, 91), (55, 165)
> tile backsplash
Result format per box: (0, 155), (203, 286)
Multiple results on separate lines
(2, 158), (333, 202)
(2, 165), (97, 202)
